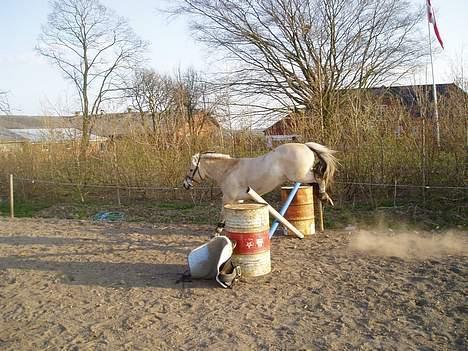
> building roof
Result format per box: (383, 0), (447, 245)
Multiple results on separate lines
(0, 128), (106, 143)
(0, 127), (28, 142)
(0, 111), (221, 138)
(363, 83), (464, 107)
(88, 111), (221, 137)
(262, 83), (466, 132)
(0, 115), (68, 129)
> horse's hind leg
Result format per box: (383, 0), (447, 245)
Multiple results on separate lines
(314, 179), (334, 206)
(297, 172), (334, 206)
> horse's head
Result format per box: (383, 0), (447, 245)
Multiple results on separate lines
(183, 153), (203, 190)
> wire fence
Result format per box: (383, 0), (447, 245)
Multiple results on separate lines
(4, 176), (467, 191)
(13, 177), (198, 191)
(0, 175), (222, 213)
(0, 173), (466, 228)
(334, 181), (467, 191)
(1, 174), (466, 210)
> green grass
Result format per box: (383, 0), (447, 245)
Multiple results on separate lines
(1, 196), (465, 231)
(0, 199), (51, 218)
(152, 202), (196, 211)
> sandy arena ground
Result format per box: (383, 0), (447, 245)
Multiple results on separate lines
(0, 217), (466, 350)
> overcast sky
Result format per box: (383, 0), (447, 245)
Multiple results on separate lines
(1, 0), (466, 115)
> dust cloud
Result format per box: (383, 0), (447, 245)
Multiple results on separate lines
(349, 229), (467, 259)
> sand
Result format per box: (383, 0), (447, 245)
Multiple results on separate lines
(0, 217), (466, 350)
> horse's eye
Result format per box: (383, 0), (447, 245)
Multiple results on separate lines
(190, 169), (193, 172)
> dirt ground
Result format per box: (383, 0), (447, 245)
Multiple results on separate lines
(0, 217), (466, 350)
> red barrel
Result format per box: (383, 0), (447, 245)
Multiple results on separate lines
(281, 186), (315, 236)
(224, 203), (271, 277)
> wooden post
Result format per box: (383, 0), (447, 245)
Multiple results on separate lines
(9, 174), (14, 218)
(116, 187), (121, 207)
(318, 200), (324, 232)
(422, 118), (426, 205)
(112, 141), (121, 207)
(312, 184), (325, 232)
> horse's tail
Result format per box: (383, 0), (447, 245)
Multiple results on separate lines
(305, 142), (338, 187)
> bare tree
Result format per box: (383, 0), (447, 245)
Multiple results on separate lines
(174, 68), (219, 135)
(37, 0), (147, 159)
(449, 54), (468, 147)
(127, 66), (219, 149)
(0, 91), (10, 115)
(129, 68), (174, 135)
(172, 0), (426, 130)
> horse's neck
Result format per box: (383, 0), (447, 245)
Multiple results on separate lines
(203, 158), (239, 182)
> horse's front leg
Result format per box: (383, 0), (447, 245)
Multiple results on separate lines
(215, 194), (243, 236)
(214, 195), (231, 236)
(215, 204), (226, 236)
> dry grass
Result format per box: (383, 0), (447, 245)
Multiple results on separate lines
(0, 93), (465, 222)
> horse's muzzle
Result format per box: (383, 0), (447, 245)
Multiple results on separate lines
(183, 177), (192, 190)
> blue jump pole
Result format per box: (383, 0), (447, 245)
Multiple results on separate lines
(269, 182), (301, 238)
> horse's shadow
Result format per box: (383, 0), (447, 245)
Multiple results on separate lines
(0, 255), (218, 289)
(0, 234), (217, 289)
(0, 235), (198, 255)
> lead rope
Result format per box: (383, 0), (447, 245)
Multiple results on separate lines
(217, 259), (241, 288)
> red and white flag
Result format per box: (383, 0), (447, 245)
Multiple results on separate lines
(426, 0), (444, 49)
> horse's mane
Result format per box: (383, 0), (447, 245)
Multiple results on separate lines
(199, 152), (232, 160)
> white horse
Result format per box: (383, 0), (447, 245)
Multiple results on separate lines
(183, 142), (337, 231)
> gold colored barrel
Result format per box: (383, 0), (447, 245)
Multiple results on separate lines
(280, 186), (315, 236)
(224, 203), (271, 277)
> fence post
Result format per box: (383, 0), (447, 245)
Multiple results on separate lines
(313, 184), (324, 232)
(9, 174), (14, 218)
(421, 118), (426, 205)
(116, 187), (121, 207)
(318, 200), (324, 232)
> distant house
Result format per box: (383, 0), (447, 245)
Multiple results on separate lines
(359, 83), (466, 118)
(0, 110), (221, 149)
(0, 115), (64, 129)
(263, 117), (300, 143)
(176, 111), (221, 139)
(263, 83), (466, 139)
(88, 111), (221, 141)
(0, 126), (106, 152)
(0, 127), (27, 151)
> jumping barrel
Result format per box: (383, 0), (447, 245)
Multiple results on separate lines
(224, 203), (271, 277)
(281, 185), (315, 236)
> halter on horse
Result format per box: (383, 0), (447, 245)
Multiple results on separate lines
(183, 151), (212, 189)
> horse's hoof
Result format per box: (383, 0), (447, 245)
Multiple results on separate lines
(320, 192), (334, 207)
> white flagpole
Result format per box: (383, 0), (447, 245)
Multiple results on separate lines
(427, 3), (441, 147)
